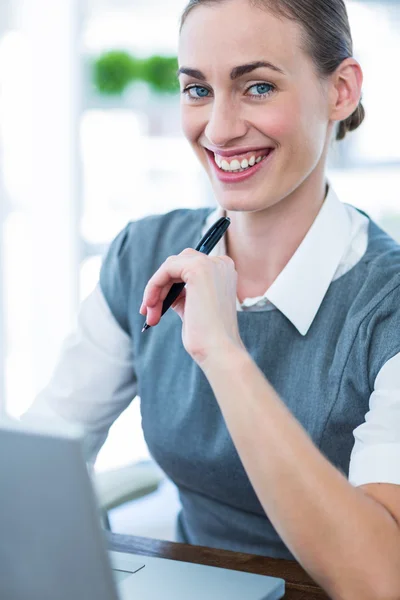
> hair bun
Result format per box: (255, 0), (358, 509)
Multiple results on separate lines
(336, 101), (365, 141)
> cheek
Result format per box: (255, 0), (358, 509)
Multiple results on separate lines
(253, 103), (298, 144)
(181, 106), (204, 144)
(296, 90), (329, 141)
(256, 95), (325, 153)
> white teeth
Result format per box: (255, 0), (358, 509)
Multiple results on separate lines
(214, 152), (268, 172)
(221, 159), (230, 170)
(230, 159), (241, 171)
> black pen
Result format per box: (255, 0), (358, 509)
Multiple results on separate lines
(142, 216), (231, 332)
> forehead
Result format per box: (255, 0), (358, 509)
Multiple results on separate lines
(178, 0), (306, 76)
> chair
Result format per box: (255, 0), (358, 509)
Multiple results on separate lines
(94, 460), (164, 530)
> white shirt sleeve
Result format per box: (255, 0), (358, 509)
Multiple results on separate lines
(349, 352), (400, 486)
(21, 283), (137, 466)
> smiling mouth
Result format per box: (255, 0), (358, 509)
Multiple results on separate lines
(208, 149), (273, 173)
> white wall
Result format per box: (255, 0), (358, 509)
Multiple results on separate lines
(0, 0), (82, 414)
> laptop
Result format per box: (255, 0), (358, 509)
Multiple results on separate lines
(0, 418), (285, 600)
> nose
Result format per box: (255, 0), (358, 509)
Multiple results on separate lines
(204, 96), (248, 147)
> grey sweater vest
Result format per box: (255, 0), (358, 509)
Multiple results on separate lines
(100, 207), (400, 559)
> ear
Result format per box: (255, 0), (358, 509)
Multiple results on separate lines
(329, 57), (363, 122)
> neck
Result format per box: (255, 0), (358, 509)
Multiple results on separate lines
(225, 173), (328, 298)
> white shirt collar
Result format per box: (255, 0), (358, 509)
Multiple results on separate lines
(203, 185), (352, 336)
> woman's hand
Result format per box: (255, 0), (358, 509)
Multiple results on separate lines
(139, 248), (245, 367)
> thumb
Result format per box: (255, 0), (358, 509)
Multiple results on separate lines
(171, 288), (186, 321)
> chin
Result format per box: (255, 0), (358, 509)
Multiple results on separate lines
(212, 187), (275, 213)
(214, 196), (267, 213)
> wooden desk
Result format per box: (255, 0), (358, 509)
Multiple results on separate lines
(108, 533), (329, 599)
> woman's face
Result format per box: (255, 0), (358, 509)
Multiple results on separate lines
(178, 0), (332, 213)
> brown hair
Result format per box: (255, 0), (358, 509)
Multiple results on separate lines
(180, 0), (365, 141)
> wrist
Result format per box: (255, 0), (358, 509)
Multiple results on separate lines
(198, 338), (249, 377)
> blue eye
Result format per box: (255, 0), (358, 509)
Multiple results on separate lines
(247, 83), (274, 97)
(185, 85), (210, 99)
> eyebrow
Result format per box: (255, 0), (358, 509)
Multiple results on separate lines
(177, 61), (285, 80)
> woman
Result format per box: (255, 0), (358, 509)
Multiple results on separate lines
(27, 0), (400, 598)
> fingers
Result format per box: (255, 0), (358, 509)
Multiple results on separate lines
(142, 251), (198, 306)
(140, 249), (236, 326)
(218, 255), (235, 268)
(147, 278), (185, 325)
(140, 252), (191, 326)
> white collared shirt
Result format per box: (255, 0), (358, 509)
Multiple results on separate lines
(23, 186), (400, 486)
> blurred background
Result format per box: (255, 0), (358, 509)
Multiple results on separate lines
(0, 0), (399, 537)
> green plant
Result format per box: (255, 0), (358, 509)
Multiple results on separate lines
(93, 51), (136, 96)
(140, 55), (179, 94)
(92, 51), (179, 96)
